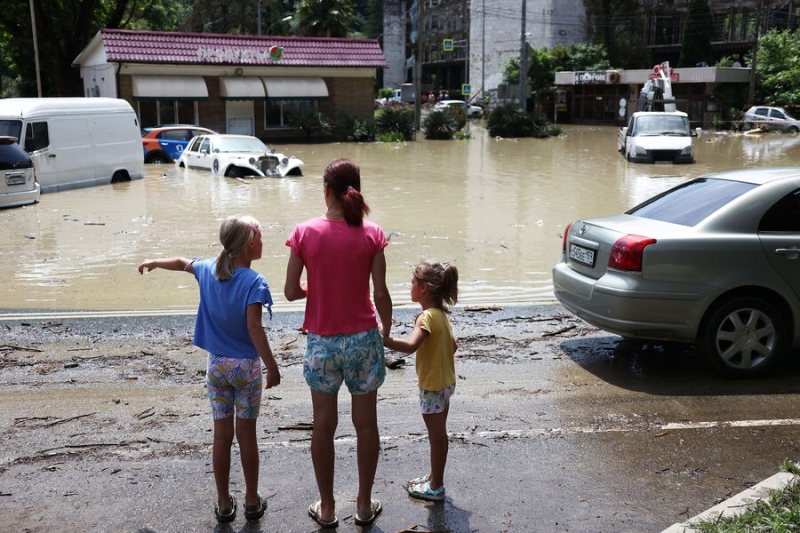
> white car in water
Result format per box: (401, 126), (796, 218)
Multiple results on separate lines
(176, 134), (303, 178)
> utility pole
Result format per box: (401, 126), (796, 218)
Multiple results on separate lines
(481, 0), (485, 102)
(518, 0), (526, 111)
(29, 0), (42, 97)
(748, 0), (765, 106)
(415, 0), (424, 133)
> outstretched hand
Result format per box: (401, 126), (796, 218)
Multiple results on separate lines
(138, 260), (156, 274)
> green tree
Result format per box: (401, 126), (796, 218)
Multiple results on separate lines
(295, 0), (353, 38)
(678, 0), (713, 67)
(582, 0), (650, 69)
(754, 29), (800, 107)
(0, 0), (194, 97)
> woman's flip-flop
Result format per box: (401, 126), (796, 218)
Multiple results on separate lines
(355, 499), (382, 525)
(308, 501), (339, 528)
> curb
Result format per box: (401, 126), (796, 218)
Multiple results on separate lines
(661, 471), (799, 532)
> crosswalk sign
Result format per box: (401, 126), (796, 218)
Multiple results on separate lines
(443, 39), (453, 51)
(462, 83), (471, 96)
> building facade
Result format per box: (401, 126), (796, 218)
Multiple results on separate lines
(73, 29), (387, 141)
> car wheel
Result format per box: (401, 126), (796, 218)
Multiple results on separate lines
(744, 122), (754, 130)
(213, 160), (219, 174)
(788, 126), (799, 134)
(699, 296), (786, 378)
(146, 152), (170, 164)
(225, 166), (245, 178)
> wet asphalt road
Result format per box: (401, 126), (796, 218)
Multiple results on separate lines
(1, 304), (800, 533)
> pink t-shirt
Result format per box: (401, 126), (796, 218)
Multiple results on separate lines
(286, 217), (388, 335)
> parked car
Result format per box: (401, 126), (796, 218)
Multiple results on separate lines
(176, 134), (304, 178)
(142, 125), (216, 164)
(0, 136), (39, 208)
(744, 106), (800, 133)
(434, 100), (483, 118)
(552, 167), (800, 378)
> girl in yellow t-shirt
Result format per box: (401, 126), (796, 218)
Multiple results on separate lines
(383, 260), (459, 502)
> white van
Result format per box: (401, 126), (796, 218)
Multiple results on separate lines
(0, 98), (145, 193)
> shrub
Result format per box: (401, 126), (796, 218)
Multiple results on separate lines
(330, 113), (375, 142)
(423, 109), (459, 140)
(487, 104), (555, 138)
(378, 131), (405, 143)
(289, 109), (330, 139)
(375, 107), (414, 141)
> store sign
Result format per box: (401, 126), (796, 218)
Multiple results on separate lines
(197, 47), (279, 62)
(573, 71), (607, 85)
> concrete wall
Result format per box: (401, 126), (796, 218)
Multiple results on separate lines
(383, 0), (409, 90)
(469, 0), (585, 99)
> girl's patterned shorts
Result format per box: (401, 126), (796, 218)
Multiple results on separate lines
(206, 354), (263, 420)
(419, 384), (456, 414)
(304, 327), (386, 395)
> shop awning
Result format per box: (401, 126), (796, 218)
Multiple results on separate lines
(261, 77), (329, 99)
(131, 75), (208, 101)
(219, 77), (266, 100)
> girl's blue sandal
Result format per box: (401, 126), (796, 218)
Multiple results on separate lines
(215, 494), (237, 522)
(405, 480), (445, 502)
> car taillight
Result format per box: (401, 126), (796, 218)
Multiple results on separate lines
(562, 222), (574, 252)
(608, 234), (657, 272)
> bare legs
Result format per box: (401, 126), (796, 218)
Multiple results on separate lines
(309, 389), (380, 522)
(212, 416), (261, 510)
(422, 403), (449, 490)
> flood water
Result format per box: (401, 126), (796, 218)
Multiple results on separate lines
(3, 124), (800, 313)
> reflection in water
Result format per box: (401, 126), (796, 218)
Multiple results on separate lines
(2, 125), (799, 311)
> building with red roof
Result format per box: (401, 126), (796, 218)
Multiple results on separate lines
(73, 29), (387, 140)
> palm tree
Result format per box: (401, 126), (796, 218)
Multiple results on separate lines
(295, 0), (353, 38)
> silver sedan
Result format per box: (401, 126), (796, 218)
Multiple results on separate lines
(552, 167), (800, 378)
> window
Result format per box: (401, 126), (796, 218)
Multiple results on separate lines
(759, 191), (800, 232)
(629, 178), (757, 227)
(264, 100), (315, 128)
(24, 122), (50, 152)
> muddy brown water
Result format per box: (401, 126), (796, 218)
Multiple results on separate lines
(2, 125), (800, 312)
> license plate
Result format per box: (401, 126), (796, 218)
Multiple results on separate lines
(569, 243), (596, 267)
(6, 174), (25, 186)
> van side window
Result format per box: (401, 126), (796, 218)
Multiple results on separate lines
(24, 122), (50, 152)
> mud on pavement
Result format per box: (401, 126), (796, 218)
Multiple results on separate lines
(2, 304), (789, 533)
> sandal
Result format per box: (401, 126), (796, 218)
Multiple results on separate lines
(406, 474), (429, 487)
(214, 493), (237, 522)
(355, 499), (382, 526)
(406, 480), (445, 502)
(308, 501), (339, 528)
(244, 491), (267, 520)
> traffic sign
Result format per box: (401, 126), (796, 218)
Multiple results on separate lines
(443, 39), (453, 51)
(462, 83), (471, 96)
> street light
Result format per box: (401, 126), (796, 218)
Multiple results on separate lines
(267, 15), (293, 36)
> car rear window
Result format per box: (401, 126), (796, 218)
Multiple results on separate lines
(0, 141), (32, 170)
(627, 178), (757, 226)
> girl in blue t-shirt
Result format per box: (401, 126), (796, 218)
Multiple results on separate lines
(138, 214), (280, 523)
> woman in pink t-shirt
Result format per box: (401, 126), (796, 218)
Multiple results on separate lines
(284, 158), (393, 528)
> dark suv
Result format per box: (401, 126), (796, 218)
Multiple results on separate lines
(0, 136), (39, 208)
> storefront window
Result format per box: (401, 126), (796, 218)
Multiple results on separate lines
(265, 100), (316, 128)
(137, 101), (199, 128)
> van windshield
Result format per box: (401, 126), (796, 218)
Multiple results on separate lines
(0, 120), (23, 141)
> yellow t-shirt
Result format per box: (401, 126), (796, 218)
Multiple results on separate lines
(415, 308), (456, 391)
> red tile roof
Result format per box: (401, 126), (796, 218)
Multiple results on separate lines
(99, 29), (388, 68)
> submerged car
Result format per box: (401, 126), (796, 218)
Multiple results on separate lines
(0, 136), (39, 208)
(617, 111), (701, 164)
(434, 100), (483, 118)
(553, 167), (800, 378)
(743, 106), (800, 133)
(176, 134), (304, 178)
(142, 125), (217, 164)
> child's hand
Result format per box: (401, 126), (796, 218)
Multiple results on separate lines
(138, 260), (155, 274)
(264, 362), (281, 388)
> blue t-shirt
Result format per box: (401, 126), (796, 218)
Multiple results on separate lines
(192, 259), (273, 359)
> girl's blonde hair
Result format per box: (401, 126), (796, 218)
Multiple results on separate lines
(414, 259), (459, 311)
(216, 214), (260, 281)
